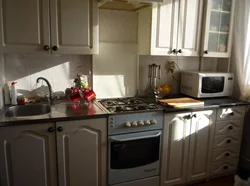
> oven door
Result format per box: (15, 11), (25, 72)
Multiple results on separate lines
(109, 130), (162, 185)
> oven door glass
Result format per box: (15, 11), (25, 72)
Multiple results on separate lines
(110, 131), (161, 169)
(201, 76), (225, 93)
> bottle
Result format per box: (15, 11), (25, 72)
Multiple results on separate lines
(3, 83), (11, 105)
(11, 82), (17, 105)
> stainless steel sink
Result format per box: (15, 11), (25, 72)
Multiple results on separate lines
(5, 104), (51, 117)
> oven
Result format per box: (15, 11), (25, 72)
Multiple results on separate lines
(108, 112), (163, 185)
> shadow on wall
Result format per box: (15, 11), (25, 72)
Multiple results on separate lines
(4, 54), (93, 97)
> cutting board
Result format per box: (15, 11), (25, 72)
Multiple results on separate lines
(159, 97), (204, 108)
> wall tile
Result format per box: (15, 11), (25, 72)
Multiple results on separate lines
(139, 56), (219, 96)
(4, 54), (92, 98)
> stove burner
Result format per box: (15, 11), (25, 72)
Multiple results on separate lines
(99, 97), (159, 113)
(106, 101), (114, 106)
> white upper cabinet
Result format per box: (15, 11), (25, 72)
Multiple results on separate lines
(150, 0), (179, 56)
(50, 0), (98, 54)
(138, 0), (203, 56)
(0, 0), (50, 53)
(0, 0), (98, 54)
(177, 0), (203, 56)
(201, 0), (235, 57)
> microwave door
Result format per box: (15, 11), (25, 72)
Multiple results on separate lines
(201, 76), (225, 93)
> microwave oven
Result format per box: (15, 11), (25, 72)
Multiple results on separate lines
(180, 71), (234, 98)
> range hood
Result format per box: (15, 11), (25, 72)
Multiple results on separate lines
(99, 0), (163, 11)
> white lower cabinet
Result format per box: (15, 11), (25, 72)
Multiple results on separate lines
(0, 118), (107, 186)
(161, 109), (216, 186)
(186, 110), (216, 182)
(0, 123), (57, 186)
(56, 119), (107, 186)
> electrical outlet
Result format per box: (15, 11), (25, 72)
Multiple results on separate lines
(168, 61), (176, 73)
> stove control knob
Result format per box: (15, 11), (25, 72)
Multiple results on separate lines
(151, 119), (157, 125)
(138, 120), (144, 126)
(132, 122), (138, 127)
(125, 122), (131, 127)
(145, 120), (151, 125)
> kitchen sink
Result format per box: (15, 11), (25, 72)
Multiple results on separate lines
(5, 104), (51, 117)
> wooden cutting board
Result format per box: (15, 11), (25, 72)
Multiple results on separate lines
(159, 97), (204, 108)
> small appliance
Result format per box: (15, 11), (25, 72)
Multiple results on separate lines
(180, 71), (234, 98)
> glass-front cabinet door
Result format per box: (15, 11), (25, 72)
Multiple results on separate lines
(202, 0), (235, 57)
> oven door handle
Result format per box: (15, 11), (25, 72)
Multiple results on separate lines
(110, 131), (162, 142)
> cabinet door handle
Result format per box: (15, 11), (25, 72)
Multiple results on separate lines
(223, 165), (229, 170)
(57, 127), (63, 132)
(227, 139), (232, 144)
(230, 112), (235, 116)
(178, 49), (182, 53)
(225, 152), (230, 157)
(204, 50), (208, 54)
(52, 46), (58, 51)
(228, 126), (233, 130)
(192, 114), (197, 118)
(172, 49), (177, 54)
(44, 45), (50, 51)
(48, 127), (54, 133)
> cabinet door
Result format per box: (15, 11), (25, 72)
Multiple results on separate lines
(56, 118), (107, 186)
(161, 112), (191, 186)
(151, 0), (179, 56)
(0, 0), (50, 53)
(202, 0), (235, 57)
(177, 0), (203, 56)
(0, 123), (57, 186)
(187, 110), (216, 182)
(50, 0), (98, 54)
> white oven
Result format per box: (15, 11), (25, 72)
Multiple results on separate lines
(107, 112), (163, 186)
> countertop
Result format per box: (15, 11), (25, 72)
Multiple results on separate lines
(0, 96), (249, 127)
(162, 97), (250, 113)
(0, 100), (108, 127)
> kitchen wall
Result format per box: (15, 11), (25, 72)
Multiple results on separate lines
(93, 10), (138, 98)
(4, 54), (92, 97)
(0, 54), (4, 109)
(138, 56), (218, 96)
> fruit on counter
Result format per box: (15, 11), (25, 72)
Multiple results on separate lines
(160, 84), (172, 96)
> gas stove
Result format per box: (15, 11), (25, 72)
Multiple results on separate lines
(98, 97), (161, 113)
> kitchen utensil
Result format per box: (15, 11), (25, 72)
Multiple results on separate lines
(159, 97), (204, 108)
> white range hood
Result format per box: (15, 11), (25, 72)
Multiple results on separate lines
(99, 0), (163, 11)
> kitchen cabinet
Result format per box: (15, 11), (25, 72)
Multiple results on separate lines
(138, 0), (203, 56)
(161, 112), (191, 186)
(56, 118), (107, 186)
(186, 110), (216, 182)
(161, 109), (215, 186)
(201, 0), (235, 57)
(0, 123), (57, 186)
(0, 118), (107, 186)
(0, 0), (98, 54)
(210, 106), (246, 177)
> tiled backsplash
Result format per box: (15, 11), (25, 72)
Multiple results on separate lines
(4, 54), (92, 98)
(138, 56), (218, 96)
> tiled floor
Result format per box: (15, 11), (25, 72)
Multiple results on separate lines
(193, 175), (234, 186)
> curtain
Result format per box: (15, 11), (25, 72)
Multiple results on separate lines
(232, 0), (250, 101)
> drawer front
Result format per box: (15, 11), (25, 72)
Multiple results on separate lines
(217, 106), (246, 121)
(210, 159), (238, 176)
(212, 146), (240, 162)
(214, 133), (242, 149)
(215, 120), (244, 135)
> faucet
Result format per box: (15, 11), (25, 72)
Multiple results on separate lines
(36, 77), (53, 105)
